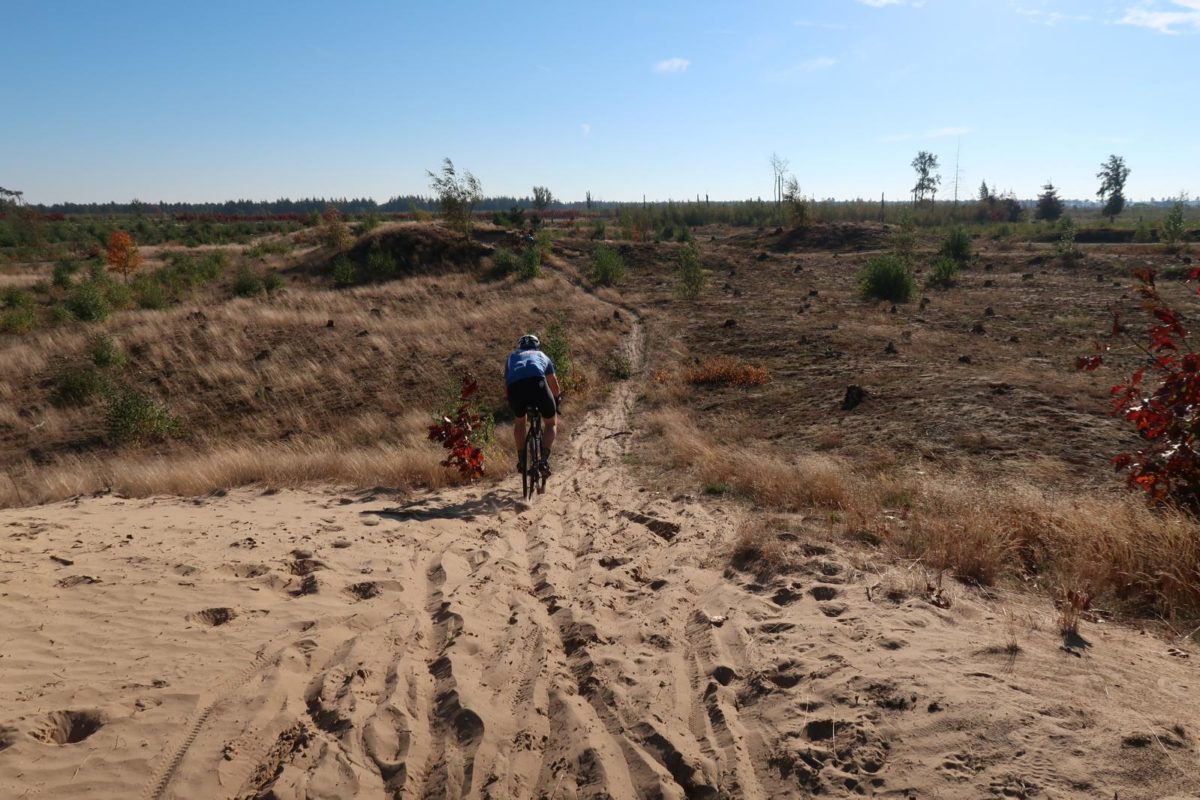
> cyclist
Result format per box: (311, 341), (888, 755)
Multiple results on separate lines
(505, 334), (560, 475)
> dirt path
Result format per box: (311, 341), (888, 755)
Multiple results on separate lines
(2, 317), (1200, 798)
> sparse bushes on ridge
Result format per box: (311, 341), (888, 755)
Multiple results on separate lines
(859, 254), (915, 303)
(591, 245), (626, 286)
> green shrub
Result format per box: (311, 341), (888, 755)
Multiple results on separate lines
(536, 228), (553, 258)
(263, 271), (284, 293)
(1056, 216), (1080, 261)
(605, 352), (632, 380)
(331, 256), (357, 287)
(517, 246), (541, 281)
(363, 244), (398, 282)
(246, 238), (293, 259)
(52, 362), (108, 406)
(104, 279), (132, 310)
(491, 246), (519, 276)
(65, 280), (111, 322)
(2, 287), (34, 310)
(0, 307), (35, 334)
(676, 243), (705, 300)
(939, 225), (972, 264)
(51, 304), (74, 323)
(926, 256), (960, 288)
(359, 212), (382, 234)
(1162, 200), (1187, 252)
(859, 254), (915, 303)
(591, 245), (626, 286)
(540, 318), (576, 390)
(590, 220), (607, 240)
(88, 334), (126, 369)
(1133, 217), (1153, 244)
(232, 265), (264, 297)
(132, 275), (170, 310)
(52, 260), (81, 288)
(104, 385), (180, 445)
(891, 212), (918, 261)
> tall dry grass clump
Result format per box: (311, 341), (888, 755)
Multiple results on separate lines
(646, 410), (851, 509)
(646, 406), (1200, 619)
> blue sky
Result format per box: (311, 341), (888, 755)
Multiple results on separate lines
(3, 0), (1197, 204)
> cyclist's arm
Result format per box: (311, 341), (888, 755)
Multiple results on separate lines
(547, 373), (562, 398)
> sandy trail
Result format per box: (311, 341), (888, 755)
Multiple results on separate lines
(2, 319), (1200, 798)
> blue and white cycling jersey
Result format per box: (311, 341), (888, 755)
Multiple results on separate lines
(505, 349), (556, 386)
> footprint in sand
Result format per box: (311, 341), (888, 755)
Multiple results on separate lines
(809, 585), (840, 602)
(188, 607), (238, 627)
(30, 710), (107, 745)
(55, 575), (101, 588)
(346, 581), (381, 601)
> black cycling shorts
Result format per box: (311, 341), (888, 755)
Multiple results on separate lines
(508, 376), (556, 419)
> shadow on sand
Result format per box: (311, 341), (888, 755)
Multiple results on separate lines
(363, 491), (521, 522)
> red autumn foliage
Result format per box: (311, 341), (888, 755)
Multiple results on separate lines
(1079, 267), (1200, 509)
(105, 230), (142, 284)
(427, 373), (486, 480)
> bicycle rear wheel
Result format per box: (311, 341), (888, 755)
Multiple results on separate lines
(523, 427), (540, 500)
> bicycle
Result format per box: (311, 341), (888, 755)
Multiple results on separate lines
(521, 405), (548, 501)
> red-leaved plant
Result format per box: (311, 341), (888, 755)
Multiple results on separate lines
(1079, 268), (1200, 509)
(427, 373), (486, 480)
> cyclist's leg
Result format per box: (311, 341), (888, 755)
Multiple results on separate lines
(514, 415), (527, 468)
(537, 380), (557, 465)
(508, 379), (530, 469)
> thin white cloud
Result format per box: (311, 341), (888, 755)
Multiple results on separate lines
(856, 0), (926, 7)
(653, 57), (690, 74)
(581, 123), (591, 136)
(1013, 6), (1091, 25)
(1120, 0), (1200, 33)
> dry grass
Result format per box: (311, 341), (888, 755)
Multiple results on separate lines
(647, 410), (852, 510)
(647, 406), (1200, 619)
(683, 356), (772, 388)
(729, 517), (791, 580)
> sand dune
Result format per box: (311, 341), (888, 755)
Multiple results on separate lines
(1, 326), (1199, 799)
